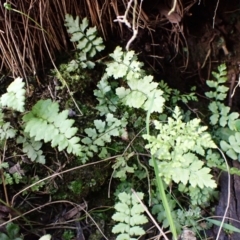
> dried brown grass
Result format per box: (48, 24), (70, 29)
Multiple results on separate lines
(0, 0), (115, 77)
(0, 0), (192, 77)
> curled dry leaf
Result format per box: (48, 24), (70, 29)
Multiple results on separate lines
(9, 162), (25, 175)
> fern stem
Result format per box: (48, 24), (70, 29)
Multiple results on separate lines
(1, 140), (9, 206)
(146, 91), (178, 240)
(152, 157), (178, 240)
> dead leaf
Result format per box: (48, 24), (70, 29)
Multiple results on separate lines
(9, 163), (24, 175)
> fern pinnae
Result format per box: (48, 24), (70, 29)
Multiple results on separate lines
(23, 99), (82, 157)
(112, 191), (148, 240)
(1, 77), (26, 112)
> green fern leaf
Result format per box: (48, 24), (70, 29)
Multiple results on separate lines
(217, 93), (227, 101)
(117, 88), (145, 108)
(17, 136), (45, 164)
(94, 119), (106, 133)
(86, 26), (96, 37)
(144, 106), (217, 188)
(0, 122), (16, 140)
(130, 214), (147, 226)
(112, 191), (147, 239)
(130, 204), (145, 215)
(220, 140), (232, 152)
(205, 91), (216, 99)
(65, 15), (105, 58)
(115, 202), (130, 214)
(67, 137), (82, 155)
(107, 62), (128, 79)
(106, 47), (142, 79)
(93, 138), (105, 146)
(23, 99), (81, 156)
(129, 226), (145, 236)
(228, 112), (239, 129)
(210, 114), (219, 125)
(85, 128), (97, 139)
(112, 224), (129, 234)
(189, 162), (216, 188)
(116, 76), (165, 113)
(218, 85), (229, 93)
(143, 90), (165, 113)
(172, 167), (190, 185)
(80, 17), (89, 32)
(64, 15), (81, 34)
(208, 102), (218, 113)
(1, 77), (25, 112)
(206, 80), (218, 88)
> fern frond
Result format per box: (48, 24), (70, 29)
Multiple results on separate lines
(106, 46), (143, 81)
(0, 112), (16, 141)
(112, 155), (135, 181)
(17, 135), (46, 164)
(81, 113), (127, 161)
(143, 106), (217, 189)
(112, 191), (148, 240)
(106, 47), (165, 113)
(1, 77), (25, 112)
(23, 99), (81, 156)
(65, 15), (105, 59)
(206, 64), (240, 160)
(94, 74), (119, 115)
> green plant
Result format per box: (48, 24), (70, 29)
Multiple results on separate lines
(89, 40), (220, 238)
(159, 80), (197, 105)
(0, 222), (23, 240)
(80, 112), (128, 162)
(16, 134), (45, 164)
(106, 47), (165, 113)
(0, 77), (26, 112)
(112, 191), (148, 240)
(143, 106), (217, 189)
(62, 230), (74, 240)
(54, 15), (105, 89)
(64, 15), (105, 68)
(22, 99), (82, 159)
(68, 179), (83, 194)
(1, 13), (238, 240)
(206, 64), (240, 161)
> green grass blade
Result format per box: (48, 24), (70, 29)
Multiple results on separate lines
(145, 91), (178, 240)
(206, 218), (240, 233)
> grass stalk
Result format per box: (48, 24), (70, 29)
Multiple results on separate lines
(145, 91), (178, 240)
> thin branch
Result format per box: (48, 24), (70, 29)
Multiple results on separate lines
(168, 0), (177, 15)
(215, 147), (231, 240)
(213, 0), (220, 28)
(131, 189), (169, 240)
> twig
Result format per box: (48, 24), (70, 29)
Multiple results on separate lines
(215, 147), (231, 240)
(131, 189), (169, 240)
(0, 200), (109, 240)
(168, 0), (177, 15)
(213, 0), (220, 28)
(228, 70), (237, 107)
(11, 155), (121, 206)
(114, 0), (133, 28)
(114, 0), (143, 51)
(0, 140), (9, 206)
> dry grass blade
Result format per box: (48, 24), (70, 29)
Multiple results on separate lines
(0, 0), (195, 77)
(131, 189), (169, 240)
(0, 0), (124, 77)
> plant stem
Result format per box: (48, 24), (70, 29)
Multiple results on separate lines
(145, 91), (178, 240)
